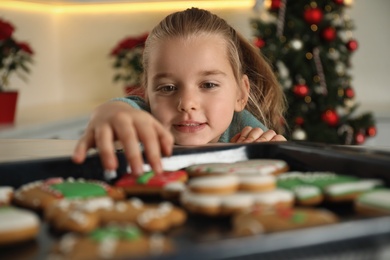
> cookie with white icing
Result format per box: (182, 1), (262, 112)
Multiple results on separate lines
(0, 206), (40, 246)
(0, 186), (14, 206)
(233, 207), (338, 236)
(49, 225), (173, 259)
(188, 173), (276, 195)
(45, 197), (186, 233)
(181, 189), (294, 216)
(13, 177), (125, 211)
(186, 159), (289, 177)
(355, 188), (390, 216)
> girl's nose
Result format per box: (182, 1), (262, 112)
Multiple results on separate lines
(177, 92), (198, 112)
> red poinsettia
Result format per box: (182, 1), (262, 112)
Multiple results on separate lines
(0, 17), (34, 91)
(110, 33), (148, 92)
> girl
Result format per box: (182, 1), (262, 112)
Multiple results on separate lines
(73, 8), (287, 175)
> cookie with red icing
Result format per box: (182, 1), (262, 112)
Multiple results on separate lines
(13, 177), (125, 211)
(233, 207), (338, 236)
(49, 224), (173, 259)
(45, 197), (186, 233)
(115, 170), (188, 196)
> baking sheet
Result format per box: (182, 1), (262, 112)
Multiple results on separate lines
(1, 141), (390, 259)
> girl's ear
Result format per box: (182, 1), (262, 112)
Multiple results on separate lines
(235, 74), (250, 112)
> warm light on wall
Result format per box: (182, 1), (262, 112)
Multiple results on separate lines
(1, 0), (253, 13)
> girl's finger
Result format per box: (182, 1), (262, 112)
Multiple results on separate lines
(237, 126), (253, 143)
(243, 128), (264, 143)
(72, 129), (96, 164)
(255, 130), (278, 142)
(230, 132), (241, 143)
(95, 124), (118, 171)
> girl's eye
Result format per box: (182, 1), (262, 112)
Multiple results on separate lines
(202, 82), (218, 89)
(157, 85), (176, 93)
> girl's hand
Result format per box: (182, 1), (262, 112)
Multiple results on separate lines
(230, 126), (286, 143)
(72, 101), (174, 175)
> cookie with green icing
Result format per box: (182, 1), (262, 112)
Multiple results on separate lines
(355, 188), (390, 216)
(13, 177), (125, 211)
(277, 172), (384, 203)
(49, 224), (173, 259)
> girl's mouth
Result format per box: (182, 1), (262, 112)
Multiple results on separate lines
(173, 122), (207, 133)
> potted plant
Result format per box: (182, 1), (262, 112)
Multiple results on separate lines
(0, 17), (34, 125)
(110, 33), (148, 97)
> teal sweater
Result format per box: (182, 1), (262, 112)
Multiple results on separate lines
(113, 96), (268, 142)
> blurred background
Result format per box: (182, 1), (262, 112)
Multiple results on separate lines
(0, 0), (389, 146)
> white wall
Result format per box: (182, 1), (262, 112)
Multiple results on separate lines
(2, 1), (390, 117)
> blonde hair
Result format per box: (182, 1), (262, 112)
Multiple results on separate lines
(141, 8), (287, 134)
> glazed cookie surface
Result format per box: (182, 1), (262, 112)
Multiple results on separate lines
(13, 177), (125, 211)
(49, 225), (173, 259)
(0, 186), (14, 206)
(0, 206), (40, 246)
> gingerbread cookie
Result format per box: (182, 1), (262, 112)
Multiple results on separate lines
(0, 206), (40, 246)
(277, 172), (383, 203)
(233, 207), (338, 236)
(13, 177), (125, 211)
(45, 197), (186, 233)
(49, 224), (173, 259)
(181, 189), (294, 216)
(186, 159), (289, 177)
(188, 174), (276, 195)
(355, 188), (390, 217)
(115, 170), (188, 196)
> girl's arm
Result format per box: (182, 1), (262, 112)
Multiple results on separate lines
(72, 101), (174, 175)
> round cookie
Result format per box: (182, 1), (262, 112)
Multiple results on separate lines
(13, 177), (125, 211)
(233, 207), (338, 236)
(186, 159), (289, 177)
(49, 225), (173, 259)
(115, 170), (188, 196)
(0, 206), (40, 246)
(180, 189), (294, 217)
(355, 188), (390, 217)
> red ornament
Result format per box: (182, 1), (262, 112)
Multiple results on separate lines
(270, 0), (282, 10)
(321, 27), (337, 42)
(295, 117), (304, 126)
(366, 126), (377, 137)
(355, 132), (365, 144)
(254, 37), (265, 48)
(321, 109), (339, 126)
(303, 7), (323, 25)
(344, 87), (355, 98)
(293, 84), (309, 97)
(346, 39), (358, 51)
(333, 0), (344, 5)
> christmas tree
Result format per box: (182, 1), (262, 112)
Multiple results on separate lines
(251, 0), (376, 145)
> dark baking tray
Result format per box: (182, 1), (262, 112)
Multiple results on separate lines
(1, 141), (390, 260)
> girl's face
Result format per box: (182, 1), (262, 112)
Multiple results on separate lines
(146, 34), (248, 145)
